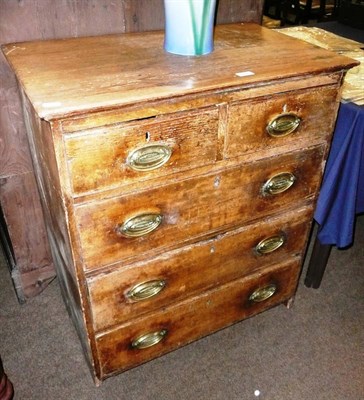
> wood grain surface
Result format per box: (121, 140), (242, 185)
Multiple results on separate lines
(3, 24), (357, 120)
(96, 259), (301, 378)
(88, 206), (313, 332)
(2, 15), (357, 383)
(65, 107), (220, 196)
(0, 0), (264, 300)
(75, 145), (325, 271)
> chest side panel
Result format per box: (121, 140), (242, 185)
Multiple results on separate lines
(21, 93), (100, 379)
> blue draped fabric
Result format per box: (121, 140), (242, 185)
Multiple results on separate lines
(314, 101), (364, 248)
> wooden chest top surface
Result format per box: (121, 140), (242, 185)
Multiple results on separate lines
(2, 23), (357, 120)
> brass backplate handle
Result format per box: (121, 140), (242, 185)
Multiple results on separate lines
(255, 234), (285, 255)
(127, 143), (172, 172)
(126, 279), (166, 302)
(117, 213), (163, 238)
(249, 284), (277, 303)
(262, 172), (296, 196)
(267, 113), (301, 137)
(131, 329), (168, 350)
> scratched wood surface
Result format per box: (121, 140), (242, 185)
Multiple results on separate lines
(74, 145), (325, 271)
(88, 206), (313, 332)
(7, 21), (355, 383)
(3, 24), (358, 120)
(96, 259), (301, 378)
(65, 107), (220, 196)
(0, 0), (263, 300)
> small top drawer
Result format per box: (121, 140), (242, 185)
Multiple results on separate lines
(64, 107), (219, 196)
(225, 86), (339, 158)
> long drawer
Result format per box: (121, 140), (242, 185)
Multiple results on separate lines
(226, 85), (339, 158)
(64, 107), (219, 196)
(88, 205), (313, 332)
(96, 258), (301, 378)
(76, 145), (324, 271)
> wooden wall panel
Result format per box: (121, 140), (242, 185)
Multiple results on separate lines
(0, 173), (55, 302)
(122, 0), (165, 32)
(216, 0), (264, 24)
(121, 0), (264, 32)
(0, 51), (33, 177)
(0, 0), (263, 300)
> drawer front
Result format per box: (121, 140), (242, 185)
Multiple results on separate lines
(65, 108), (219, 196)
(225, 86), (338, 158)
(76, 145), (324, 271)
(96, 259), (301, 377)
(88, 206), (313, 331)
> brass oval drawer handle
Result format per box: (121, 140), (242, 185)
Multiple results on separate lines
(262, 172), (296, 196)
(255, 234), (285, 255)
(131, 329), (168, 350)
(266, 113), (301, 137)
(249, 284), (277, 303)
(126, 279), (166, 302)
(127, 144), (172, 172)
(117, 213), (163, 238)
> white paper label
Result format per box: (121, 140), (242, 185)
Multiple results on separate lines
(235, 71), (255, 77)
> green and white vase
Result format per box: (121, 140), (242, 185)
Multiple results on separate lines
(164, 0), (217, 56)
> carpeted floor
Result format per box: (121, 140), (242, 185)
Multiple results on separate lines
(0, 214), (363, 400)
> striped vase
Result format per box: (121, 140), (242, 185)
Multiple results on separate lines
(164, 0), (217, 56)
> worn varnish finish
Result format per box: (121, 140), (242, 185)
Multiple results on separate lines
(88, 206), (313, 331)
(2, 24), (357, 383)
(3, 25), (356, 120)
(65, 108), (220, 196)
(0, 0), (263, 300)
(76, 145), (325, 271)
(96, 259), (302, 376)
(226, 85), (339, 158)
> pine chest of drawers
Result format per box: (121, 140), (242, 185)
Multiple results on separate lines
(2, 23), (357, 383)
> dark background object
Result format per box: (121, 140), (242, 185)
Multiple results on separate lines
(0, 356), (14, 400)
(338, 0), (364, 29)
